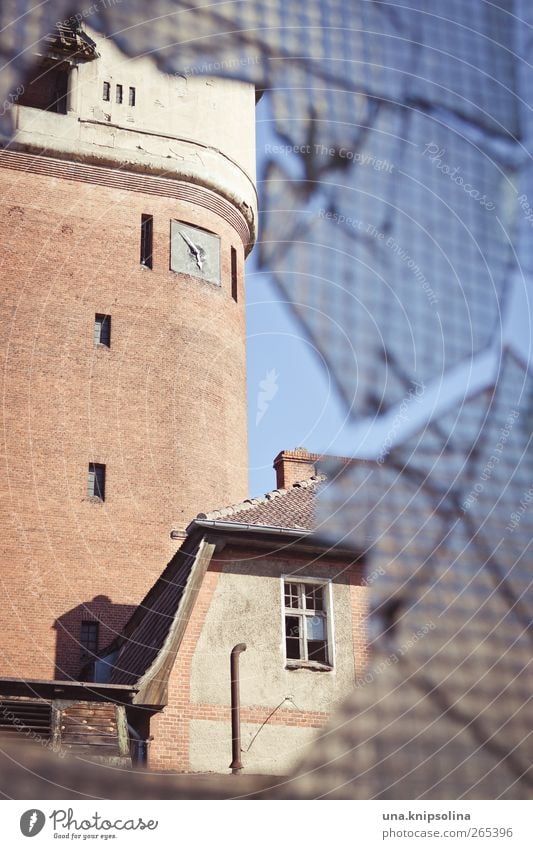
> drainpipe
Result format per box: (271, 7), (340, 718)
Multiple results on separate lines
(229, 643), (247, 773)
(127, 723), (150, 766)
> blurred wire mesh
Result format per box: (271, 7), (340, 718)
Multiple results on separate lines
(0, 0), (531, 798)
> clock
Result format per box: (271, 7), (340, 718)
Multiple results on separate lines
(170, 220), (221, 285)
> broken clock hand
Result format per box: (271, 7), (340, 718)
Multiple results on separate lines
(179, 230), (204, 270)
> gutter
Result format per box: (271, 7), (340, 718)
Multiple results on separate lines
(180, 519), (361, 558)
(185, 518), (312, 537)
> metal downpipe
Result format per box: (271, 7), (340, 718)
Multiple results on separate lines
(229, 643), (247, 773)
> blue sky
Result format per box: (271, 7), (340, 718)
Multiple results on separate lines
(245, 258), (351, 496)
(245, 97), (350, 496)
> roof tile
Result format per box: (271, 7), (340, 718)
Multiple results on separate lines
(197, 474), (325, 530)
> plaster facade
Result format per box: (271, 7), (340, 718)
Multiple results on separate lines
(189, 720), (316, 776)
(190, 561), (356, 711)
(149, 547), (368, 774)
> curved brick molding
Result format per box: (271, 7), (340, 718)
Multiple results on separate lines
(0, 148), (253, 252)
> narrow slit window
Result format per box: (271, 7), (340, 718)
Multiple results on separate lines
(87, 463), (106, 501)
(140, 214), (153, 268)
(231, 246), (238, 302)
(102, 81), (110, 101)
(94, 314), (111, 347)
(128, 86), (136, 107)
(80, 621), (99, 657)
(116, 84), (123, 104)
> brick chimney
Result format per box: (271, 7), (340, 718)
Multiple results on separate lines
(273, 449), (322, 489)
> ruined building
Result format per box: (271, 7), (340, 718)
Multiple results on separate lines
(0, 27), (369, 774)
(0, 24), (257, 681)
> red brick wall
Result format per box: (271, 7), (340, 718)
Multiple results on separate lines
(149, 550), (368, 772)
(273, 449), (355, 489)
(273, 450), (319, 489)
(149, 563), (222, 771)
(0, 159), (249, 680)
(350, 567), (370, 678)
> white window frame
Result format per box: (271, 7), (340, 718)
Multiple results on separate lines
(280, 574), (335, 670)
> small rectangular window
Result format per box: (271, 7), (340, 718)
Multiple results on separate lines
(128, 86), (136, 107)
(231, 246), (238, 302)
(116, 84), (123, 104)
(283, 579), (330, 667)
(140, 214), (153, 268)
(87, 463), (106, 500)
(94, 314), (111, 347)
(80, 621), (99, 657)
(102, 81), (110, 101)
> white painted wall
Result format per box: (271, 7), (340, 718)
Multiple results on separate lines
(190, 719), (317, 776)
(12, 27), (257, 224)
(188, 557), (357, 774)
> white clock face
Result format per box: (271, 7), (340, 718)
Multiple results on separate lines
(170, 220), (221, 285)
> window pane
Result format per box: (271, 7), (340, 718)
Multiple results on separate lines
(285, 615), (301, 659)
(80, 621), (99, 655)
(140, 214), (153, 268)
(231, 246), (238, 302)
(94, 466), (105, 499)
(305, 584), (324, 611)
(284, 582), (299, 608)
(95, 314), (111, 347)
(307, 641), (328, 663)
(88, 463), (105, 500)
(101, 316), (110, 346)
(306, 615), (325, 640)
(286, 638), (301, 659)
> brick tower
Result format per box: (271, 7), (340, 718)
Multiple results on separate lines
(0, 26), (257, 679)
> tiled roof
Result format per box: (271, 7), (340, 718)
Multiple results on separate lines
(111, 475), (325, 687)
(197, 474), (326, 530)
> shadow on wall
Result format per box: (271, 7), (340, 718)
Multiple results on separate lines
(53, 595), (136, 681)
